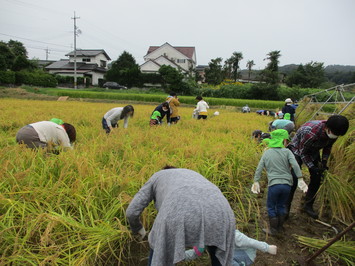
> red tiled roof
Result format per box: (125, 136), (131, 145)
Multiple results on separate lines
(147, 45), (195, 59)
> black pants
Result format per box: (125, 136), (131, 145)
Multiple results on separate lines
(198, 115), (207, 120)
(287, 152), (323, 212)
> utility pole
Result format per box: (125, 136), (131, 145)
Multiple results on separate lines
(72, 11), (80, 89)
(45, 47), (50, 60)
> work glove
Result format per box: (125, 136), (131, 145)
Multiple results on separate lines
(309, 166), (324, 177)
(297, 178), (308, 193)
(268, 245), (277, 255)
(251, 182), (260, 194)
(137, 227), (146, 241)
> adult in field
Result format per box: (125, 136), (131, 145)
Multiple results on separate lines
(269, 113), (295, 134)
(194, 96), (209, 120)
(286, 115), (350, 219)
(102, 105), (134, 134)
(126, 167), (236, 266)
(16, 121), (76, 150)
(152, 102), (171, 125)
(242, 104), (250, 113)
(166, 92), (180, 124)
(282, 98), (295, 121)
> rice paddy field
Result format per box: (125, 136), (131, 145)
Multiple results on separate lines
(0, 97), (354, 265)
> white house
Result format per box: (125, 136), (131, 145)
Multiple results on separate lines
(140, 43), (196, 74)
(45, 49), (111, 86)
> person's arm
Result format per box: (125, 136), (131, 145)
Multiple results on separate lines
(321, 143), (334, 162)
(174, 98), (180, 106)
(126, 178), (155, 233)
(194, 102), (201, 112)
(205, 102), (209, 109)
(234, 230), (269, 253)
(106, 110), (121, 128)
(298, 129), (320, 169)
(287, 150), (302, 178)
(166, 108), (171, 123)
(254, 154), (265, 182)
(57, 128), (73, 149)
(123, 116), (129, 129)
(185, 247), (205, 261)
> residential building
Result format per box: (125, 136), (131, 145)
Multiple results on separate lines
(140, 42), (196, 74)
(45, 49), (111, 86)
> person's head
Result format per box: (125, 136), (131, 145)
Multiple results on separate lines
(325, 115), (349, 138)
(285, 98), (292, 105)
(121, 105), (134, 119)
(162, 165), (177, 170)
(268, 129), (290, 148)
(170, 92), (177, 97)
(161, 102), (169, 112)
(252, 130), (263, 139)
(196, 96), (203, 101)
(283, 113), (291, 120)
(277, 112), (284, 119)
(62, 123), (76, 143)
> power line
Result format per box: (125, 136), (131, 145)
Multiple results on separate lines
(0, 32), (71, 48)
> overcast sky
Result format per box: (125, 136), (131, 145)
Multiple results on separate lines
(1, 0), (354, 69)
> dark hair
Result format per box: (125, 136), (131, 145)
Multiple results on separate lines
(162, 165), (176, 170)
(63, 123), (76, 143)
(252, 130), (262, 138)
(170, 92), (177, 96)
(120, 105), (134, 119)
(326, 115), (349, 136)
(196, 96), (203, 101)
(162, 102), (169, 108)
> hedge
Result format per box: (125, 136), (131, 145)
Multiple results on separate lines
(45, 89), (283, 109)
(0, 71), (16, 84)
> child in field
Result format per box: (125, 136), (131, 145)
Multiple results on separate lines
(251, 129), (307, 235)
(185, 229), (277, 265)
(194, 96), (209, 119)
(150, 110), (162, 126)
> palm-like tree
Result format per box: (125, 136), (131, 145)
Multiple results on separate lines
(265, 50), (281, 72)
(246, 60), (255, 81)
(231, 52), (243, 81)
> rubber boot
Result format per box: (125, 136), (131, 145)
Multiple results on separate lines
(303, 204), (318, 219)
(263, 217), (279, 235)
(278, 215), (287, 232)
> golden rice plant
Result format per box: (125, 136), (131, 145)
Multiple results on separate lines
(0, 98), (273, 264)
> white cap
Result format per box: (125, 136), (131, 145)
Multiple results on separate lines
(278, 112), (284, 118)
(214, 111), (220, 116)
(285, 98), (292, 103)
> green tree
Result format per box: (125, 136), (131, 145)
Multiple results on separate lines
(261, 50), (281, 84)
(246, 60), (255, 80)
(205, 57), (223, 85)
(231, 52), (243, 81)
(8, 40), (27, 57)
(0, 41), (15, 70)
(12, 55), (33, 71)
(105, 51), (141, 88)
(285, 61), (326, 88)
(158, 65), (184, 91)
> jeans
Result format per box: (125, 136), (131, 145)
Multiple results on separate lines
(267, 184), (291, 217)
(102, 118), (117, 134)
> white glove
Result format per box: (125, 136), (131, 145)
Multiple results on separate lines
(268, 245), (277, 255)
(167, 122), (171, 126)
(297, 178), (308, 193)
(251, 182), (260, 194)
(137, 227), (146, 241)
